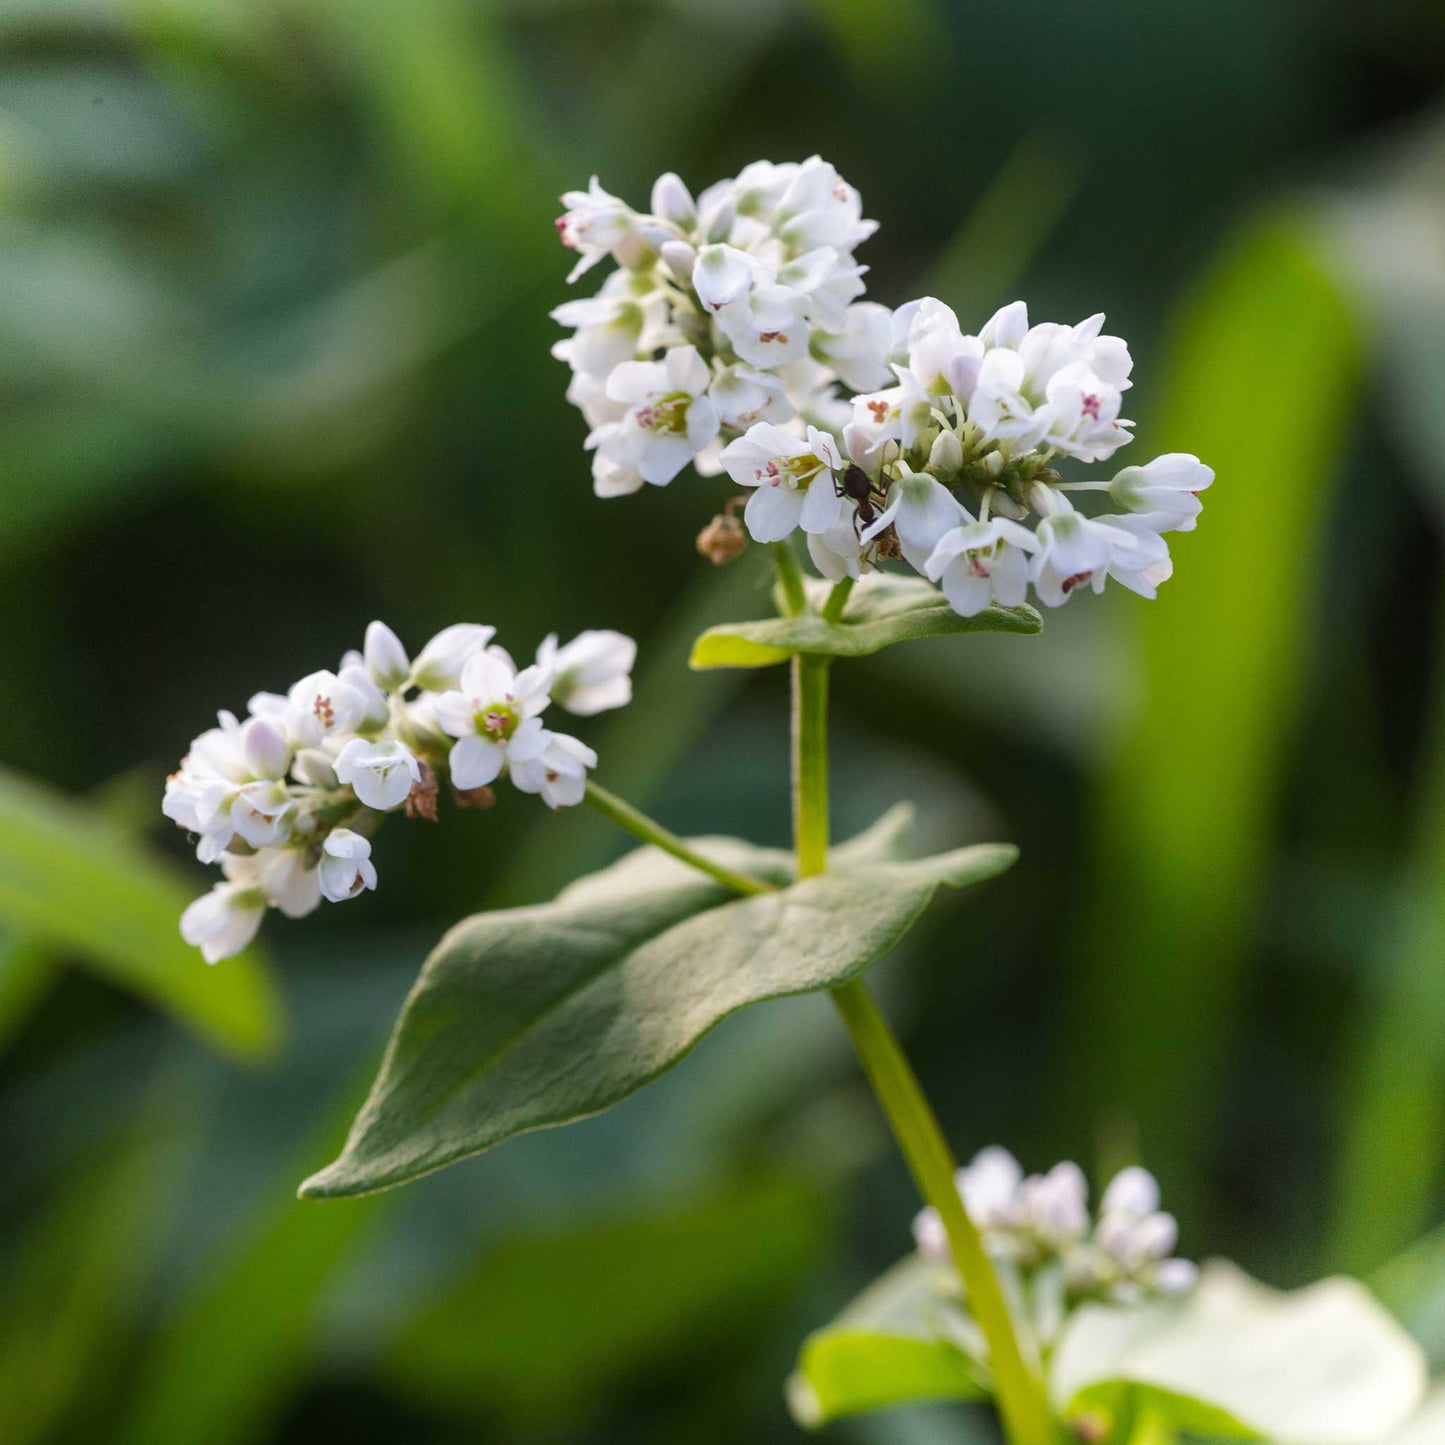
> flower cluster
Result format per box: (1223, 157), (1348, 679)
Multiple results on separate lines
(164, 622), (635, 962)
(913, 1147), (1196, 1328)
(555, 161), (1213, 615)
(553, 157), (886, 498)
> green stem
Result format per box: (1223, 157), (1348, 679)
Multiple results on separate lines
(771, 540), (808, 617)
(777, 551), (1054, 1445)
(584, 781), (772, 897)
(792, 654), (831, 878)
(830, 981), (1054, 1444)
(822, 576), (855, 623)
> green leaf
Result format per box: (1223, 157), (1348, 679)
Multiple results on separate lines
(0, 766), (282, 1062)
(389, 1176), (828, 1421)
(689, 574), (1041, 670)
(788, 1256), (987, 1428)
(1052, 1263), (1429, 1444)
(300, 811), (1015, 1198)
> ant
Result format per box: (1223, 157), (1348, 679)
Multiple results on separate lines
(832, 441), (897, 532)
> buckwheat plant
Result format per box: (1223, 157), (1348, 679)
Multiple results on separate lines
(166, 158), (1435, 1444)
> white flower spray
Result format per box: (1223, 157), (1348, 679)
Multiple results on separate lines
(552, 158), (1213, 617)
(164, 621), (635, 961)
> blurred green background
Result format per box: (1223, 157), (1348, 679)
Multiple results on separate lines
(2, 1), (1445, 1441)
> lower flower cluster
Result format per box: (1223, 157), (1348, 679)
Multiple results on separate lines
(913, 1146), (1196, 1338)
(163, 622), (635, 961)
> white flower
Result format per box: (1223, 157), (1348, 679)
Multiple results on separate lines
(864, 468), (971, 572)
(333, 737), (422, 811)
(813, 301), (893, 393)
(1100, 1166), (1161, 1219)
(510, 730), (597, 809)
(1093, 515), (1173, 599)
(282, 669), (372, 749)
(318, 829), (378, 903)
(1030, 504), (1140, 608)
(256, 846), (323, 919)
(435, 652), (554, 790)
(693, 243), (763, 315)
(1108, 452), (1214, 532)
(536, 630), (636, 716)
(924, 517), (1038, 616)
(180, 873), (266, 964)
(1039, 359), (1132, 462)
(707, 364), (793, 431)
(807, 519), (863, 582)
(556, 177), (640, 281)
(363, 621), (410, 691)
(163, 715), (294, 862)
(1019, 1162), (1090, 1249)
(958, 1146), (1026, 1229)
(595, 345), (719, 487)
(775, 245), (866, 333)
(715, 281), (812, 369)
(721, 422), (845, 543)
(410, 623), (497, 691)
(906, 297), (983, 399)
(650, 170), (695, 228)
(771, 156), (876, 254)
(551, 283), (674, 378)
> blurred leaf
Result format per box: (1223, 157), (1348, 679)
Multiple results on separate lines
(0, 1103), (184, 1445)
(0, 937), (53, 1056)
(389, 1175), (828, 1420)
(798, 0), (949, 82)
(1073, 215), (1361, 1184)
(1331, 614), (1445, 1273)
(301, 811), (1015, 1197)
(0, 765), (282, 1061)
(1319, 115), (1445, 524)
(788, 1256), (986, 1428)
(1051, 1263), (1428, 1444)
(115, 1088), (386, 1445)
(691, 575), (1040, 670)
(920, 130), (1088, 323)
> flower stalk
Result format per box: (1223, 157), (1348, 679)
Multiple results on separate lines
(781, 550), (1057, 1445)
(583, 780), (772, 897)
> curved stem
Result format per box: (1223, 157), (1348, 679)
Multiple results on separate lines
(777, 550), (1054, 1445)
(831, 981), (1055, 1444)
(584, 781), (772, 897)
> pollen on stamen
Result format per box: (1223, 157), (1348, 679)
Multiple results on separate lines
(1081, 394), (1101, 420)
(1061, 571), (1093, 594)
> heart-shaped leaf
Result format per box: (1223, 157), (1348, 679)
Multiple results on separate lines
(787, 1256), (987, 1428)
(690, 574), (1041, 670)
(300, 809), (1015, 1199)
(1052, 1262), (1429, 1444)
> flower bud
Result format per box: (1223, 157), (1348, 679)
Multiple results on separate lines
(1101, 1165), (1160, 1220)
(659, 239), (697, 282)
(318, 828), (377, 903)
(411, 623), (496, 691)
(364, 621), (410, 691)
(693, 244), (753, 314)
(242, 718), (290, 781)
(696, 512), (747, 566)
(928, 428), (964, 476)
(650, 172), (696, 228)
(293, 748), (338, 789)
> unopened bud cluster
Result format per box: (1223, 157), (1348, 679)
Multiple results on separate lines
(163, 622), (635, 962)
(555, 160), (1213, 615)
(913, 1147), (1196, 1336)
